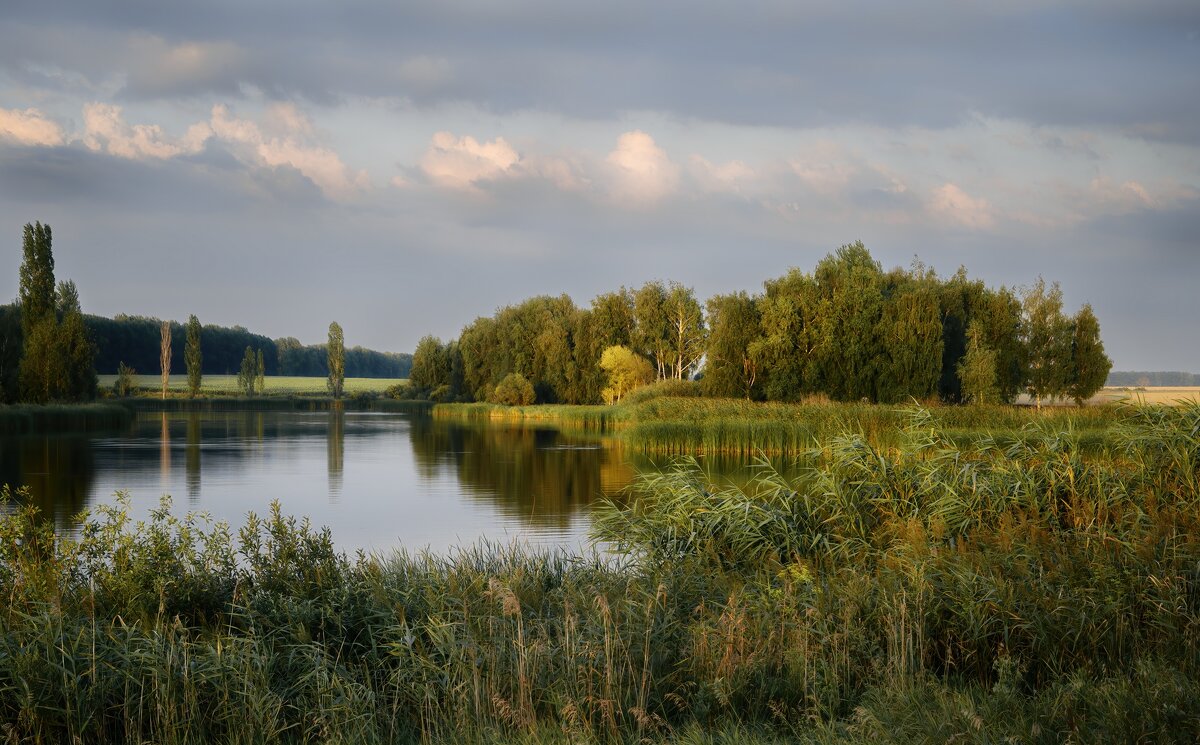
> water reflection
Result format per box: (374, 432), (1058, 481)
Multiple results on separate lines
(327, 407), (344, 501)
(409, 417), (634, 530)
(0, 433), (96, 529)
(185, 413), (201, 504)
(0, 409), (801, 553)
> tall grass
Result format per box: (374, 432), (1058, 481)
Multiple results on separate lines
(0, 404), (1196, 743)
(434, 396), (1123, 455)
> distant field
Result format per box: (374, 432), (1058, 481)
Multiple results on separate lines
(97, 374), (405, 396)
(1090, 386), (1200, 405)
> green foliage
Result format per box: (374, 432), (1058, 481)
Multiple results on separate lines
(237, 346), (257, 395)
(0, 305), (21, 403)
(490, 371), (536, 406)
(957, 321), (999, 404)
(185, 314), (202, 397)
(14, 225), (96, 402)
(18, 221), (54, 339)
(1021, 277), (1073, 406)
(410, 335), (452, 390)
(1067, 304), (1111, 404)
(599, 344), (655, 404)
(327, 321), (345, 399)
(703, 291), (761, 399)
(256, 348), (265, 393)
(114, 361), (136, 397)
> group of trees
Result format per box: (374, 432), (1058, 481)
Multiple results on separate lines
(87, 317), (410, 379)
(0, 223), (97, 403)
(405, 242), (1111, 407)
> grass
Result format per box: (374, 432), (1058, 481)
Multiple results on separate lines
(1, 403), (1197, 743)
(98, 374), (406, 397)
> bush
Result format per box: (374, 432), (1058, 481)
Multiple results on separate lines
(489, 372), (535, 406)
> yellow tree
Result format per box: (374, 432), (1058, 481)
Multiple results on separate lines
(599, 345), (654, 404)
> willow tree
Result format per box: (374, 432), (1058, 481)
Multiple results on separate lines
(159, 321), (172, 399)
(703, 291), (761, 399)
(327, 322), (345, 399)
(1021, 277), (1073, 408)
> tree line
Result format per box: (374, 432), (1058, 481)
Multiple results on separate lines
(86, 316), (410, 379)
(1107, 371), (1200, 387)
(1, 221), (410, 404)
(404, 242), (1111, 406)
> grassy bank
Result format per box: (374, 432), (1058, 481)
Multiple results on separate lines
(97, 374), (406, 397)
(1, 404), (1196, 743)
(433, 395), (1123, 455)
(0, 402), (132, 435)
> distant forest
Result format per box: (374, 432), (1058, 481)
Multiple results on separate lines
(1107, 371), (1200, 387)
(0, 306), (411, 379)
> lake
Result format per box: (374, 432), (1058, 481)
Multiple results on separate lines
(0, 409), (790, 554)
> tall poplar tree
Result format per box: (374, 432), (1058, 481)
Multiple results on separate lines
(19, 222), (54, 339)
(160, 321), (172, 400)
(327, 322), (345, 399)
(185, 314), (202, 397)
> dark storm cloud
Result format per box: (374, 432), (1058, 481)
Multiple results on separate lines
(4, 0), (1198, 138)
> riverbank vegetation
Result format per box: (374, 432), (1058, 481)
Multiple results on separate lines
(1, 403), (1196, 743)
(399, 243), (1111, 408)
(432, 382), (1123, 455)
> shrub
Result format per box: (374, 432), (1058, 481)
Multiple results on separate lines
(489, 372), (535, 406)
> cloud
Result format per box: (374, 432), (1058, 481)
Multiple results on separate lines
(208, 104), (367, 199)
(605, 130), (679, 204)
(82, 102), (207, 159)
(928, 183), (996, 229)
(419, 131), (520, 190)
(123, 37), (249, 98)
(689, 155), (755, 195)
(0, 106), (66, 147)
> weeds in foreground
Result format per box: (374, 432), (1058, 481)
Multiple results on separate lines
(0, 404), (1196, 743)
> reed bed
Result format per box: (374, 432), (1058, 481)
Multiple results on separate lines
(0, 404), (1197, 743)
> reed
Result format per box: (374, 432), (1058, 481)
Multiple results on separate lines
(0, 404), (1196, 743)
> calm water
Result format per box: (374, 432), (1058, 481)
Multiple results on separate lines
(0, 410), (796, 554)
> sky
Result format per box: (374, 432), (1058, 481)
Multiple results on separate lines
(0, 1), (1197, 370)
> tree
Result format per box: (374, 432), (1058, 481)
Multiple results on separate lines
(237, 346), (257, 395)
(327, 322), (345, 399)
(599, 345), (655, 404)
(876, 283), (943, 403)
(957, 321), (999, 404)
(1021, 277), (1073, 408)
(18, 222), (55, 340)
(703, 292), (762, 399)
(114, 361), (136, 397)
(813, 243), (885, 401)
(664, 282), (706, 380)
(0, 306), (20, 403)
(410, 335), (451, 391)
(490, 372), (535, 406)
(185, 314), (202, 397)
(160, 321), (172, 399)
(750, 268), (823, 401)
(58, 286), (96, 401)
(633, 281), (672, 379)
(256, 348), (265, 393)
(1066, 304), (1111, 405)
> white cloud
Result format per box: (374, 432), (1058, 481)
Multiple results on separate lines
(420, 131), (520, 190)
(928, 183), (995, 229)
(82, 102), (204, 159)
(0, 106), (66, 147)
(605, 130), (679, 204)
(789, 142), (858, 194)
(208, 104), (367, 199)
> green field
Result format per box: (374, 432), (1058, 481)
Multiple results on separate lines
(97, 374), (405, 396)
